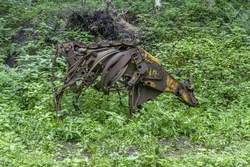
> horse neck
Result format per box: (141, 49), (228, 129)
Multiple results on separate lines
(164, 73), (180, 94)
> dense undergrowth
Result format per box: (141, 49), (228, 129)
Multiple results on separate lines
(0, 0), (249, 166)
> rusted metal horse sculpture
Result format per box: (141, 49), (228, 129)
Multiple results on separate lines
(52, 41), (198, 115)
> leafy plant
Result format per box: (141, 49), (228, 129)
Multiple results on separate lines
(0, 0), (249, 166)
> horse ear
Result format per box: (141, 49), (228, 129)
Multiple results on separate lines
(187, 75), (194, 90)
(188, 75), (193, 84)
(181, 79), (189, 88)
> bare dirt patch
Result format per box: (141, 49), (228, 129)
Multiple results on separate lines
(158, 137), (202, 158)
(54, 141), (92, 161)
(11, 22), (38, 44)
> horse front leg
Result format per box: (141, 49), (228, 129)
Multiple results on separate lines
(72, 86), (85, 113)
(128, 86), (136, 116)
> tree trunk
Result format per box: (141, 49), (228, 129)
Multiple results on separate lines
(81, 0), (86, 7)
(155, 0), (161, 9)
(28, 0), (32, 10)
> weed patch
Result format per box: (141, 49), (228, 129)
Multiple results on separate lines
(0, 0), (249, 166)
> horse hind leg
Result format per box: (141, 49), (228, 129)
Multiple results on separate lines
(55, 89), (65, 117)
(54, 80), (78, 115)
(55, 93), (62, 113)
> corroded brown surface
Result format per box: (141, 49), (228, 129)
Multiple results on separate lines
(52, 41), (198, 115)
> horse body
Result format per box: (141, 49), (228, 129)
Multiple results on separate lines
(53, 41), (198, 114)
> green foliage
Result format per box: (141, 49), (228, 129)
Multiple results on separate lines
(0, 0), (250, 166)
